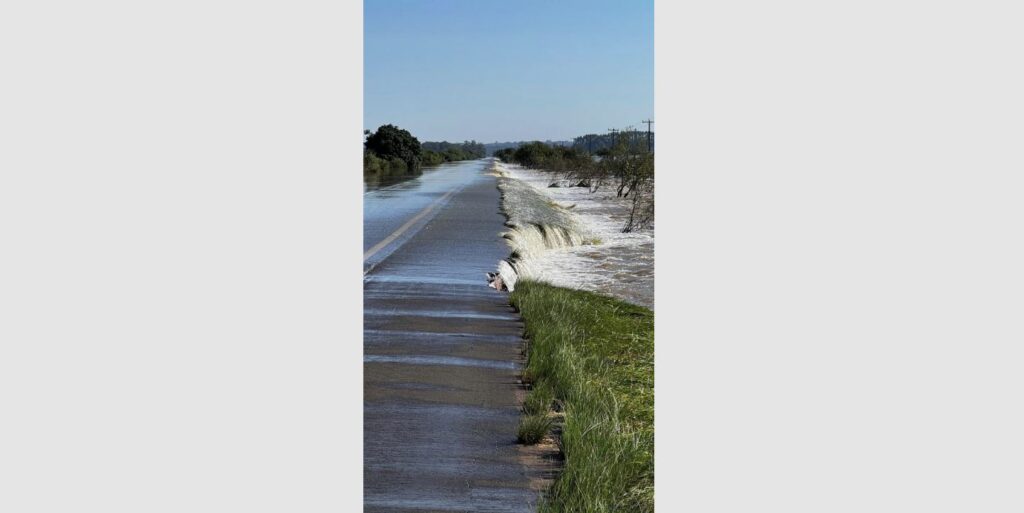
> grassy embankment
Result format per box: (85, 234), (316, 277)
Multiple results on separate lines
(510, 281), (654, 513)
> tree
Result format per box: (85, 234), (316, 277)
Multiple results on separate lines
(494, 148), (516, 162)
(364, 124), (421, 170)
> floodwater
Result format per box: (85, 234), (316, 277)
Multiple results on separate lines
(363, 159), (554, 512)
(496, 162), (655, 310)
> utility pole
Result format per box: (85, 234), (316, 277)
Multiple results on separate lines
(641, 119), (654, 152)
(608, 128), (619, 148)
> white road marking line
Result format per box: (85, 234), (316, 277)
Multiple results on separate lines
(363, 187), (459, 262)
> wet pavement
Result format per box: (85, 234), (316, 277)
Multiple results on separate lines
(363, 159), (553, 512)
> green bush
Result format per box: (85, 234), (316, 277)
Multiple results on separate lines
(421, 150), (445, 166)
(494, 148), (516, 162)
(386, 156), (407, 174)
(363, 152), (384, 175)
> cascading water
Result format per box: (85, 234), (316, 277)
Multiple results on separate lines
(490, 162), (591, 291)
(489, 159), (655, 309)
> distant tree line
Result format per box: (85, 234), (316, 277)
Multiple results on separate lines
(364, 124), (484, 177)
(420, 140), (486, 166)
(484, 140), (572, 156)
(573, 129), (654, 154)
(485, 132), (651, 157)
(493, 142), (592, 174)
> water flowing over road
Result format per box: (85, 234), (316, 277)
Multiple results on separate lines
(363, 159), (552, 512)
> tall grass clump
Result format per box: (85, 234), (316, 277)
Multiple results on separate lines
(518, 414), (555, 445)
(510, 281), (654, 513)
(524, 381), (556, 416)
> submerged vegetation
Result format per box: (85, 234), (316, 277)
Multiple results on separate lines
(421, 140), (486, 166)
(363, 124), (486, 183)
(511, 281), (654, 513)
(495, 126), (655, 232)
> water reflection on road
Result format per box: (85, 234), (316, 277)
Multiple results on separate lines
(363, 161), (490, 271)
(363, 159), (552, 512)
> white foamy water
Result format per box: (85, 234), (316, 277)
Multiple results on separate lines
(494, 161), (654, 309)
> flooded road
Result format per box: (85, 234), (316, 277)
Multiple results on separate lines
(363, 159), (550, 512)
(364, 162), (477, 272)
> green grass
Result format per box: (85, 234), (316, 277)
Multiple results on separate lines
(517, 413), (555, 445)
(523, 381), (556, 416)
(510, 281), (654, 513)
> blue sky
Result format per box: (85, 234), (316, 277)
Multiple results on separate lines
(364, 0), (653, 143)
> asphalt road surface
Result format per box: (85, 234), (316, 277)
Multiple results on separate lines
(363, 159), (551, 513)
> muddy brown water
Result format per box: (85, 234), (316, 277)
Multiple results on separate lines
(363, 159), (556, 512)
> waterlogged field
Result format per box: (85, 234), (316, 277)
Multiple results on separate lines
(493, 171), (590, 292)
(511, 281), (654, 513)
(494, 161), (654, 309)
